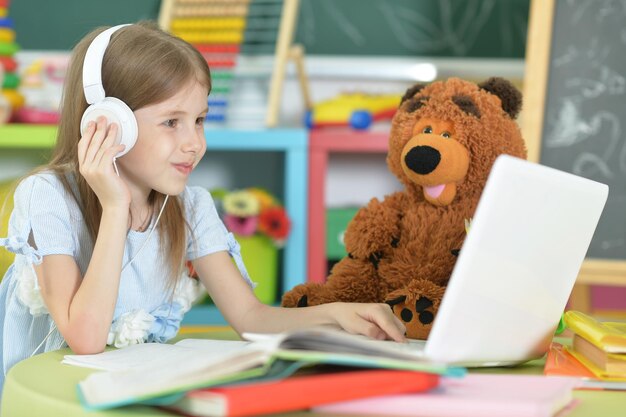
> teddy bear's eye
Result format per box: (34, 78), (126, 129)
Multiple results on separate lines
(422, 126), (433, 134)
(441, 131), (451, 138)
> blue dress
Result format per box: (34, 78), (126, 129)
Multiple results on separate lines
(0, 172), (253, 394)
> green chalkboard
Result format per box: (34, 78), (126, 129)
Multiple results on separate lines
(9, 0), (161, 50)
(10, 0), (529, 57)
(536, 0), (626, 260)
(295, 0), (530, 57)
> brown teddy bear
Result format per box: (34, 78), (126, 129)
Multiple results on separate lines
(282, 77), (527, 339)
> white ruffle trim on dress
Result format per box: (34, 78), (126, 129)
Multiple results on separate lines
(15, 256), (49, 316)
(0, 236), (48, 316)
(106, 274), (205, 348)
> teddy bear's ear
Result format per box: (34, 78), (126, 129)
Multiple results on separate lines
(478, 77), (522, 119)
(400, 83), (428, 105)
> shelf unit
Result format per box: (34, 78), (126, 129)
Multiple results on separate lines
(184, 128), (308, 324)
(0, 124), (308, 325)
(307, 129), (389, 283)
(0, 124), (57, 148)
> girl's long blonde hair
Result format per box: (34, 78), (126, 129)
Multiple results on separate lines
(43, 21), (211, 286)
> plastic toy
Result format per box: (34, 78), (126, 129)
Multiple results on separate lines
(305, 93), (401, 130)
(13, 56), (67, 124)
(0, 62), (10, 124)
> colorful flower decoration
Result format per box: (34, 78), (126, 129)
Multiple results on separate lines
(223, 190), (259, 217)
(248, 188), (276, 211)
(214, 187), (292, 247)
(224, 213), (258, 236)
(258, 206), (291, 247)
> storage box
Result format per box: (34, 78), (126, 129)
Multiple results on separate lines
(237, 234), (278, 304)
(326, 207), (359, 260)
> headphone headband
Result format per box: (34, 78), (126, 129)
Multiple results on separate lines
(82, 24), (131, 104)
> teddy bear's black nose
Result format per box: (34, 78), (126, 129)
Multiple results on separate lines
(404, 145), (441, 175)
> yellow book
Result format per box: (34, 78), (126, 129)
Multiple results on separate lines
(563, 310), (626, 353)
(565, 345), (626, 381)
(572, 334), (626, 375)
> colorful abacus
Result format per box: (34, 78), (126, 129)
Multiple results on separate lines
(159, 0), (310, 127)
(0, 0), (23, 123)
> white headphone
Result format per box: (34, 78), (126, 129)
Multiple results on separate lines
(80, 24), (137, 158)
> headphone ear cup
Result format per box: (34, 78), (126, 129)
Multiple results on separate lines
(80, 97), (138, 158)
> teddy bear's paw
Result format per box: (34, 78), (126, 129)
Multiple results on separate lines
(297, 295), (308, 307)
(281, 289), (307, 308)
(386, 294), (434, 325)
(281, 284), (324, 308)
(385, 289), (442, 340)
(386, 294), (434, 340)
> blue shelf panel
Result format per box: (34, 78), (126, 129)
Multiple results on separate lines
(182, 305), (227, 326)
(205, 128), (307, 151)
(182, 302), (282, 326)
(198, 128), (308, 324)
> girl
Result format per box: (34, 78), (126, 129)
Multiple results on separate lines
(0, 22), (405, 392)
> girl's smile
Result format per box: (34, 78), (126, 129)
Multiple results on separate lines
(172, 162), (194, 176)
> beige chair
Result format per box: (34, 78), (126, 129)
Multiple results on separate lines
(0, 179), (16, 278)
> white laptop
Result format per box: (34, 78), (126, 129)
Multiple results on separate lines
(391, 154), (608, 367)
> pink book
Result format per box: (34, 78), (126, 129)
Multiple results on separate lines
(314, 374), (580, 417)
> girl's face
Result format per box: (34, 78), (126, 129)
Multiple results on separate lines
(117, 78), (208, 200)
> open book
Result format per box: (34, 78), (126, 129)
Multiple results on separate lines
(69, 327), (465, 410)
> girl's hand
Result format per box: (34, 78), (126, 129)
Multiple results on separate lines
(331, 302), (407, 342)
(77, 116), (131, 209)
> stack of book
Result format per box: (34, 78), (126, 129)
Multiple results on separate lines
(65, 327), (463, 412)
(65, 326), (584, 417)
(563, 310), (626, 381)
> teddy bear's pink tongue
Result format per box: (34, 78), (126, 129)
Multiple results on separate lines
(424, 184), (446, 199)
